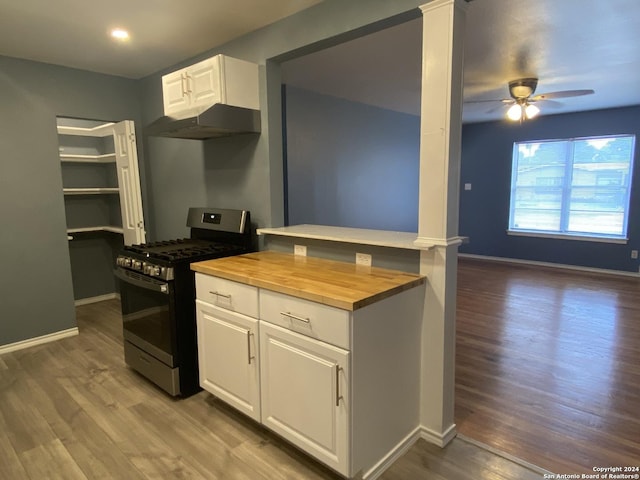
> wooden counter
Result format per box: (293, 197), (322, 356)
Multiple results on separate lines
(191, 250), (425, 311)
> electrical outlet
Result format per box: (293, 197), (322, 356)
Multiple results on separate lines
(294, 244), (307, 256)
(355, 252), (372, 266)
(632, 250), (638, 259)
(464, 183), (472, 191)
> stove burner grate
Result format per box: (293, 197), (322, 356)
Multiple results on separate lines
(126, 239), (241, 262)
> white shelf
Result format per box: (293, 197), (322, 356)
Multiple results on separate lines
(60, 153), (116, 163)
(57, 124), (114, 137)
(257, 224), (429, 250)
(63, 187), (120, 195)
(67, 226), (124, 235)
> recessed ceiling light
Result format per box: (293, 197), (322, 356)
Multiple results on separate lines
(110, 28), (129, 41)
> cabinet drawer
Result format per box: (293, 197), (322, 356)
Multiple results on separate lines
(195, 273), (258, 318)
(259, 289), (350, 349)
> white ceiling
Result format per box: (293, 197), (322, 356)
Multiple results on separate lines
(282, 0), (640, 123)
(2, 0), (639, 123)
(0, 0), (323, 79)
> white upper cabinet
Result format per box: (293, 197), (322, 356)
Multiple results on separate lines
(162, 54), (259, 117)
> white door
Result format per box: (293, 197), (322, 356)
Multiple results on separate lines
(196, 301), (261, 421)
(113, 120), (145, 245)
(260, 322), (350, 476)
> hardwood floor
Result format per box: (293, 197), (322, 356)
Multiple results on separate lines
(0, 299), (546, 479)
(455, 257), (640, 475)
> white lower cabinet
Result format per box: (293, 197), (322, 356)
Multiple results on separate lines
(260, 321), (349, 475)
(195, 271), (423, 479)
(195, 299), (261, 421)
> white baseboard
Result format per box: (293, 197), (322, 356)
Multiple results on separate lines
(0, 327), (79, 355)
(363, 426), (422, 480)
(459, 253), (640, 278)
(74, 292), (119, 306)
(420, 423), (457, 447)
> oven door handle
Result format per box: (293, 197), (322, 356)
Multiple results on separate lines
(114, 268), (170, 294)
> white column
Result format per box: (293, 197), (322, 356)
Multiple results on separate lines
(416, 0), (467, 446)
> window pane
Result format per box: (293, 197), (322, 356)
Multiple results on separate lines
(511, 186), (563, 230)
(569, 136), (634, 237)
(511, 141), (567, 232)
(509, 135), (635, 239)
(567, 211), (624, 235)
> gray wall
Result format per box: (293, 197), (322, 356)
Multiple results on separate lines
(138, 0), (424, 240)
(459, 106), (640, 272)
(284, 86), (420, 231)
(0, 0), (427, 347)
(0, 55), (142, 346)
(264, 236), (421, 273)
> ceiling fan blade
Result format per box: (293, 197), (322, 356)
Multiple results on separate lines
(531, 89), (594, 101)
(530, 98), (563, 108)
(486, 101), (512, 113)
(464, 98), (510, 105)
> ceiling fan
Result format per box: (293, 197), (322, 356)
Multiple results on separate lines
(471, 78), (595, 122)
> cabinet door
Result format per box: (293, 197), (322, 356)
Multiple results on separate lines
(113, 120), (145, 245)
(260, 322), (349, 476)
(196, 300), (261, 422)
(188, 56), (222, 109)
(162, 69), (190, 115)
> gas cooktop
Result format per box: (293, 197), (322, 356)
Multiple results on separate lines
(116, 207), (252, 281)
(126, 238), (242, 262)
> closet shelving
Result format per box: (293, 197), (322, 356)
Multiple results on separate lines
(57, 118), (144, 245)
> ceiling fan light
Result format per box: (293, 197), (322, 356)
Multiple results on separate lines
(511, 85), (533, 98)
(507, 104), (523, 121)
(525, 103), (540, 119)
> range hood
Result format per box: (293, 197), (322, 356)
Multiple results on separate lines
(145, 103), (261, 140)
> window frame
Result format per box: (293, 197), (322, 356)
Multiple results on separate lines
(507, 134), (636, 243)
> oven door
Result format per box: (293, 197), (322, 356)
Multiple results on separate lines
(115, 267), (176, 367)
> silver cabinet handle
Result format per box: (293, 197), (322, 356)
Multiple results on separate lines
(280, 311), (310, 323)
(181, 73), (188, 96)
(247, 331), (255, 364)
(209, 291), (232, 300)
(336, 365), (342, 406)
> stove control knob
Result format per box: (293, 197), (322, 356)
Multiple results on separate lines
(132, 260), (142, 270)
(143, 263), (160, 276)
(123, 257), (132, 268)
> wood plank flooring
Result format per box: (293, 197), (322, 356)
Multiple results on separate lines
(455, 257), (640, 476)
(0, 298), (545, 479)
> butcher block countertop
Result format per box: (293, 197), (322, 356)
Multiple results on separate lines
(191, 250), (425, 311)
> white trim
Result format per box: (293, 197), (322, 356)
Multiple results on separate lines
(413, 235), (467, 248)
(0, 327), (79, 355)
(362, 426), (422, 480)
(507, 229), (628, 244)
(74, 293), (120, 306)
(459, 253), (640, 278)
(257, 224), (425, 250)
(419, 423), (457, 447)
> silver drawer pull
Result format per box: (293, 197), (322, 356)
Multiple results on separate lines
(209, 291), (232, 300)
(247, 331), (255, 364)
(280, 311), (310, 323)
(336, 365), (343, 406)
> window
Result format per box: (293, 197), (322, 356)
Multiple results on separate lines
(509, 135), (636, 241)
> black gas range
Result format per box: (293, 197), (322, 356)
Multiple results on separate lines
(114, 207), (252, 396)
